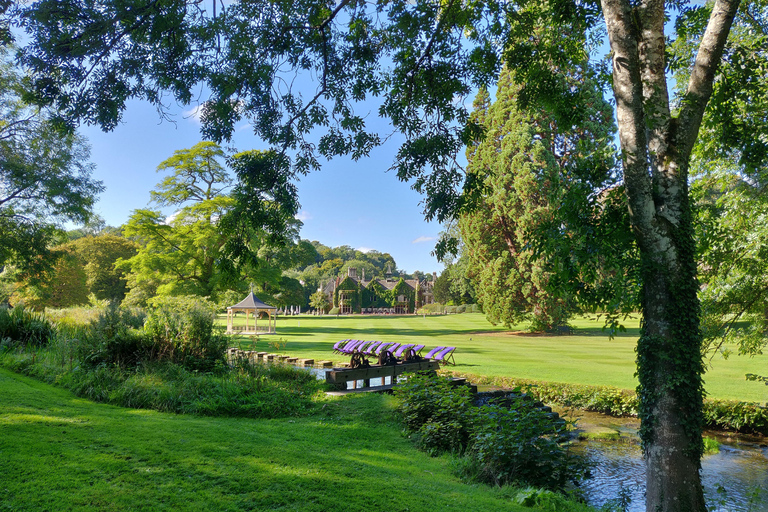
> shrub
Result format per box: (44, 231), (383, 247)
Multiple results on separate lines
(393, 372), (475, 454)
(703, 400), (768, 435)
(144, 295), (228, 372)
(47, 322), (93, 370)
(45, 305), (103, 326)
(468, 402), (585, 490)
(0, 305), (55, 348)
(417, 303), (444, 315)
(394, 372), (585, 491)
(328, 307), (340, 315)
(215, 289), (244, 312)
(71, 302), (154, 369)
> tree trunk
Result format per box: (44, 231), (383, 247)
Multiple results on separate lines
(599, 0), (740, 509)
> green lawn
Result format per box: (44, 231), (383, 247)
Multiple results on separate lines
(0, 368), (593, 512)
(226, 313), (768, 403)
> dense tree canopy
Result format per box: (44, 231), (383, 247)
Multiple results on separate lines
(694, 171), (768, 359)
(16, 234), (138, 308)
(460, 66), (621, 331)
(0, 49), (103, 270)
(120, 142), (236, 304)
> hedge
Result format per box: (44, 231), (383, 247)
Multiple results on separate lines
(444, 371), (768, 436)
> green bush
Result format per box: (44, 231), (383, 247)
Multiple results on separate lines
(144, 295), (228, 372)
(394, 373), (585, 491)
(417, 303), (445, 315)
(215, 289), (244, 312)
(74, 303), (153, 369)
(468, 402), (584, 490)
(45, 305), (103, 326)
(703, 400), (768, 435)
(0, 305), (55, 349)
(47, 322), (93, 370)
(393, 372), (475, 454)
(328, 307), (340, 315)
(447, 371), (768, 435)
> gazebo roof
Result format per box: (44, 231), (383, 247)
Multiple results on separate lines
(228, 292), (276, 310)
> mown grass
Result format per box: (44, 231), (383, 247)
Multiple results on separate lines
(228, 313), (768, 403)
(0, 368), (595, 512)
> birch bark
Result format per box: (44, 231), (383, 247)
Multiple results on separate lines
(599, 0), (740, 510)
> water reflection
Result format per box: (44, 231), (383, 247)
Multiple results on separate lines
(574, 440), (768, 511)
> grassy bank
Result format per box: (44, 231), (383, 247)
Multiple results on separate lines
(0, 368), (595, 512)
(227, 313), (768, 403)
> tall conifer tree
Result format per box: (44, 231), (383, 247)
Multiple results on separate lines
(460, 68), (620, 331)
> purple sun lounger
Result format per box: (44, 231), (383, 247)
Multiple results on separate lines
(423, 346), (446, 359)
(357, 340), (378, 353)
(384, 343), (401, 355)
(332, 339), (350, 354)
(362, 341), (384, 355)
(392, 344), (415, 357)
(339, 340), (365, 354)
(433, 346), (456, 365)
(373, 342), (395, 355)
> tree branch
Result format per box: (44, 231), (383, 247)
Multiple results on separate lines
(600, 0), (654, 248)
(637, 0), (671, 179)
(676, 0), (741, 163)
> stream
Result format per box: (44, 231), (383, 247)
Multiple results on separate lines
(564, 410), (768, 511)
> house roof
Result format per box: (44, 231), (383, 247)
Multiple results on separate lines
(322, 275), (432, 294)
(228, 292), (276, 310)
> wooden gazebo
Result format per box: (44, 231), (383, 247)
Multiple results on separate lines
(226, 292), (277, 334)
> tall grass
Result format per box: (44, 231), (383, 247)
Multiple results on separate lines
(0, 305), (55, 349)
(1, 301), (322, 419)
(3, 353), (323, 418)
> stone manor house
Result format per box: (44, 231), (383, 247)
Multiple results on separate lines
(321, 266), (435, 314)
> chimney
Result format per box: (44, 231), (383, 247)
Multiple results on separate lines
(348, 267), (358, 279)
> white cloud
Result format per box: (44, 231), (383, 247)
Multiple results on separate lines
(295, 210), (312, 221)
(356, 246), (374, 253)
(412, 236), (436, 244)
(182, 104), (203, 124)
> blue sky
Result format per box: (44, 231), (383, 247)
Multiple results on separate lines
(79, 99), (445, 275)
